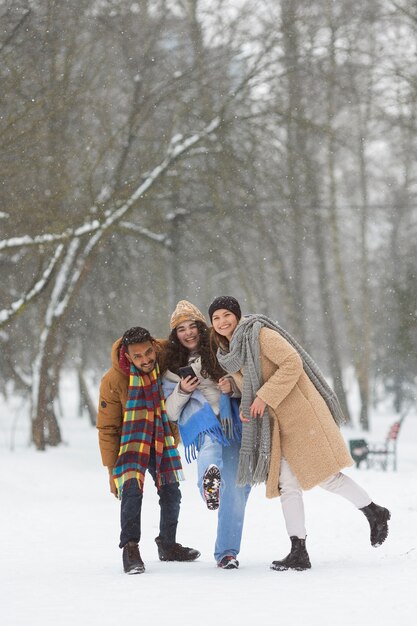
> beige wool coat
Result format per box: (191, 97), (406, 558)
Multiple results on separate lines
(230, 327), (353, 499)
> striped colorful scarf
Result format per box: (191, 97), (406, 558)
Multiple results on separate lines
(112, 362), (184, 498)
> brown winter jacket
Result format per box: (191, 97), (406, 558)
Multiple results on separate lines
(230, 327), (353, 499)
(96, 337), (179, 468)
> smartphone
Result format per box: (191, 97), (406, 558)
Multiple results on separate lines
(178, 365), (197, 379)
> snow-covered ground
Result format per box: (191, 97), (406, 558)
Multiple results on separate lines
(1, 375), (416, 626)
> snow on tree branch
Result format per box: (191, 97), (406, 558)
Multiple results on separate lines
(118, 221), (169, 245)
(11, 364), (32, 389)
(0, 115), (221, 254)
(32, 116), (223, 328)
(0, 244), (64, 326)
(0, 223), (100, 252)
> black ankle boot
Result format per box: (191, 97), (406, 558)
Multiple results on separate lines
(360, 502), (391, 547)
(271, 536), (311, 571)
(122, 541), (145, 574)
(155, 536), (201, 562)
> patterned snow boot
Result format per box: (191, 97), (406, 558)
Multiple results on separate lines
(202, 464), (221, 510)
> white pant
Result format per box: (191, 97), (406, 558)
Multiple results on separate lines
(279, 458), (371, 538)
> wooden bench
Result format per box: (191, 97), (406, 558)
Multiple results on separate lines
(349, 416), (405, 471)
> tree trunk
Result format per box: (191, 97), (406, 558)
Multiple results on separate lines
(78, 367), (97, 426)
(312, 207), (351, 422)
(320, 0), (352, 422)
(31, 323), (62, 449)
(280, 0), (307, 343)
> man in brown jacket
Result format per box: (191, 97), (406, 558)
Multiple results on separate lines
(97, 326), (200, 574)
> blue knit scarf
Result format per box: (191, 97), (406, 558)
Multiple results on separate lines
(162, 379), (241, 463)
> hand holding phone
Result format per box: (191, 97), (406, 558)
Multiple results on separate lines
(178, 365), (199, 393)
(178, 365), (197, 379)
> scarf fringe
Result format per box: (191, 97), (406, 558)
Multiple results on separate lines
(219, 395), (242, 442)
(236, 452), (270, 487)
(183, 432), (206, 464)
(218, 405), (242, 443)
(184, 442), (198, 464)
(183, 425), (229, 464)
(220, 416), (232, 439)
(158, 468), (185, 486)
(236, 452), (255, 487)
(252, 453), (270, 484)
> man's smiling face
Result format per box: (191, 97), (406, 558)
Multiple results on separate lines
(125, 341), (157, 373)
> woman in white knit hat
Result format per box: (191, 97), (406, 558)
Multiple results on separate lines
(161, 300), (250, 570)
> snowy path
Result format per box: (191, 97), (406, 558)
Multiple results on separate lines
(1, 407), (417, 626)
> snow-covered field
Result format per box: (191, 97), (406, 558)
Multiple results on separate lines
(1, 376), (416, 626)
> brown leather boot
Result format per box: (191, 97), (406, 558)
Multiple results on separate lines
(155, 536), (200, 562)
(122, 541), (145, 574)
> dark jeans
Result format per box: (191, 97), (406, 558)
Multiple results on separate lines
(119, 447), (181, 548)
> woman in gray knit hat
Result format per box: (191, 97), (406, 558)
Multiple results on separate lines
(209, 295), (391, 571)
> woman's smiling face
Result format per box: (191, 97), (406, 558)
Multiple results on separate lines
(176, 320), (201, 352)
(211, 309), (239, 341)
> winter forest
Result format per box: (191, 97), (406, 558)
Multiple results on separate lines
(1, 0), (416, 448)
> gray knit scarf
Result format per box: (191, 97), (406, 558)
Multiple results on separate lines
(217, 314), (346, 487)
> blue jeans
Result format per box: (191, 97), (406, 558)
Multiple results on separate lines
(197, 435), (224, 495)
(119, 447), (181, 548)
(197, 435), (251, 562)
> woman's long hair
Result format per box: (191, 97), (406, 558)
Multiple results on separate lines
(160, 321), (225, 382)
(210, 327), (230, 353)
